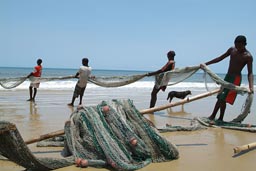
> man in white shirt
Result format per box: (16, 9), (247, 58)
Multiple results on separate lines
(68, 58), (92, 106)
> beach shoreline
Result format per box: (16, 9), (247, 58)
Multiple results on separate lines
(0, 89), (256, 171)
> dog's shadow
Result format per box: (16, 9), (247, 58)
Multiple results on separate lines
(167, 105), (185, 114)
(166, 105), (192, 118)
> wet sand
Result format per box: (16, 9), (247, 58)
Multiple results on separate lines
(0, 89), (256, 171)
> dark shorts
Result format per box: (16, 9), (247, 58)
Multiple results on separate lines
(153, 85), (167, 92)
(73, 84), (86, 98)
(217, 74), (241, 105)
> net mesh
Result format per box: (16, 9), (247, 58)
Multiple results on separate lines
(0, 65), (253, 122)
(0, 76), (75, 89)
(154, 65), (252, 123)
(89, 74), (146, 87)
(63, 99), (179, 170)
(0, 77), (27, 89)
(155, 66), (200, 88)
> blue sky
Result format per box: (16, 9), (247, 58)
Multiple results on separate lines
(0, 0), (255, 74)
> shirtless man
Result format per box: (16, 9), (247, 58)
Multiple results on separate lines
(147, 50), (176, 108)
(201, 35), (254, 121)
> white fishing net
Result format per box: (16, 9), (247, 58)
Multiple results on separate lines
(0, 65), (253, 122)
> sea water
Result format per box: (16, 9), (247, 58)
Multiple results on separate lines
(0, 66), (255, 91)
(0, 66), (255, 124)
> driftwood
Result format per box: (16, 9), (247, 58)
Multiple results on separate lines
(233, 142), (256, 154)
(23, 89), (219, 145)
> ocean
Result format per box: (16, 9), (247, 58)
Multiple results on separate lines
(0, 66), (255, 91)
(0, 66), (255, 125)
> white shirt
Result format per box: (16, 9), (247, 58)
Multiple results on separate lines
(77, 66), (91, 88)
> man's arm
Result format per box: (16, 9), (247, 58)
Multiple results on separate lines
(27, 66), (37, 78)
(147, 61), (175, 76)
(74, 72), (79, 78)
(27, 72), (33, 78)
(147, 69), (162, 76)
(247, 56), (254, 93)
(205, 48), (232, 65)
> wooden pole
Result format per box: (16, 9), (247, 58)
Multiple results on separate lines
(140, 88), (220, 114)
(25, 129), (65, 145)
(233, 142), (256, 154)
(24, 89), (219, 144)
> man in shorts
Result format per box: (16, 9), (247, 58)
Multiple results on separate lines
(201, 35), (254, 121)
(147, 50), (176, 108)
(27, 58), (43, 101)
(68, 58), (92, 107)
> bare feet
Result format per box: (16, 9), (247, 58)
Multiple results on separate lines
(208, 116), (215, 120)
(217, 119), (223, 122)
(67, 103), (74, 107)
(209, 120), (215, 125)
(27, 98), (35, 102)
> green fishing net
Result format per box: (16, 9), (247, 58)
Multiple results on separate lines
(63, 99), (179, 170)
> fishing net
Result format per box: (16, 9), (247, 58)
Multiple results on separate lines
(154, 66), (200, 89)
(36, 136), (65, 147)
(154, 64), (252, 123)
(0, 76), (75, 89)
(158, 119), (206, 132)
(0, 77), (27, 89)
(196, 117), (256, 132)
(0, 121), (74, 171)
(200, 64), (252, 123)
(0, 74), (146, 89)
(89, 74), (146, 87)
(0, 65), (253, 122)
(62, 99), (179, 170)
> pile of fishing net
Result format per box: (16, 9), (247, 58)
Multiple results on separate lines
(62, 99), (179, 170)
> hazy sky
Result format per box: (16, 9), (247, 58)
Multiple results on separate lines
(1, 0), (255, 74)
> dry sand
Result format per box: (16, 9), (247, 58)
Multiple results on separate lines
(0, 89), (256, 171)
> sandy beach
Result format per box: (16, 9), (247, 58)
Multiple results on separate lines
(0, 88), (256, 171)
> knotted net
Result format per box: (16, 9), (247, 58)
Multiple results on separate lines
(62, 99), (179, 170)
(0, 74), (146, 89)
(153, 64), (253, 123)
(0, 65), (253, 122)
(0, 77), (27, 89)
(88, 74), (146, 87)
(0, 76), (75, 89)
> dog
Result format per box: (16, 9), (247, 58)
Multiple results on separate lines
(167, 90), (192, 103)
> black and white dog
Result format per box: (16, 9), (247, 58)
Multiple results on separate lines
(167, 90), (192, 103)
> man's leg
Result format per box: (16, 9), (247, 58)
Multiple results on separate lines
(27, 86), (33, 101)
(68, 95), (76, 106)
(217, 101), (226, 121)
(32, 88), (37, 101)
(79, 87), (86, 105)
(79, 95), (83, 105)
(208, 100), (221, 120)
(150, 87), (160, 108)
